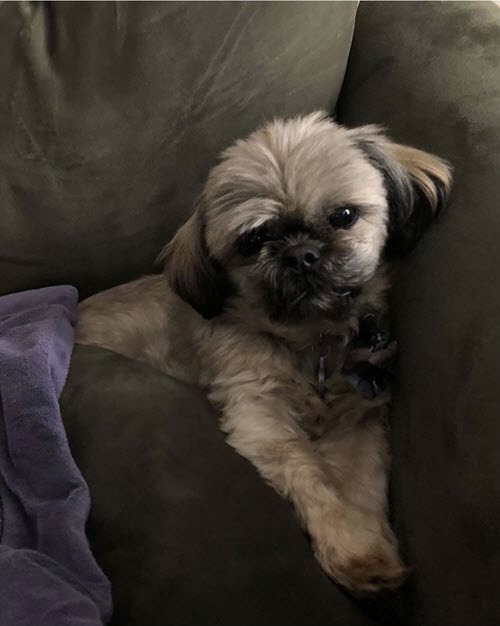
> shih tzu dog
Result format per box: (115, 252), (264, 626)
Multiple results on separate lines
(76, 112), (451, 593)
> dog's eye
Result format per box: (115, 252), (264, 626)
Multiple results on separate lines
(238, 228), (271, 256)
(329, 206), (358, 229)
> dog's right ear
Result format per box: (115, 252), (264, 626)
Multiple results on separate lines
(158, 200), (233, 319)
(350, 125), (452, 256)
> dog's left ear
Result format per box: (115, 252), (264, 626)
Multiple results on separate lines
(351, 126), (453, 256)
(157, 199), (233, 319)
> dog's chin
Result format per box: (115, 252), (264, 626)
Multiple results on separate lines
(248, 263), (358, 325)
(264, 285), (353, 325)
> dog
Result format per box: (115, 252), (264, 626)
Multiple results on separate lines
(76, 111), (452, 593)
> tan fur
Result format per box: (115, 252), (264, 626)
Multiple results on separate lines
(76, 113), (451, 593)
(387, 143), (452, 211)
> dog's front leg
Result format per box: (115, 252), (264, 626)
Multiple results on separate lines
(214, 386), (403, 592)
(314, 393), (406, 592)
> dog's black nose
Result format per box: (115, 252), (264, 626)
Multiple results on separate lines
(284, 244), (321, 270)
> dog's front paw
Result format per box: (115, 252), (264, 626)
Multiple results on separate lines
(320, 545), (407, 594)
(312, 510), (407, 594)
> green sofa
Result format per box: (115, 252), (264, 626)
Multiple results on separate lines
(2, 2), (499, 625)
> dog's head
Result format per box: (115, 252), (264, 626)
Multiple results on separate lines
(161, 112), (452, 323)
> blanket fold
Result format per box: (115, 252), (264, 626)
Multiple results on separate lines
(0, 286), (112, 626)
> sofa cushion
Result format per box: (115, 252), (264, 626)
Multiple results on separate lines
(60, 345), (373, 626)
(0, 1), (356, 299)
(338, 3), (500, 625)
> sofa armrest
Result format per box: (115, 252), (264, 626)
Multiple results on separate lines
(338, 3), (500, 626)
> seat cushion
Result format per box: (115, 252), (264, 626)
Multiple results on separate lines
(0, 1), (356, 298)
(61, 345), (373, 626)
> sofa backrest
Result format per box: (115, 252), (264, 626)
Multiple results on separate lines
(0, 1), (357, 298)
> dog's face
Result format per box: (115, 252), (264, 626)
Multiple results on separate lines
(162, 112), (451, 323)
(202, 115), (389, 323)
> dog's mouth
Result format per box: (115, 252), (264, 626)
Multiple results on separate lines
(250, 253), (359, 323)
(263, 276), (355, 324)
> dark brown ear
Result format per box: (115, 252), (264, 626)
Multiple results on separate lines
(158, 202), (233, 319)
(351, 126), (453, 256)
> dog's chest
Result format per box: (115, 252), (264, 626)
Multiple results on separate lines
(289, 336), (346, 438)
(298, 334), (349, 396)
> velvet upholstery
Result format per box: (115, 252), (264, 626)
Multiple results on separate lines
(0, 1), (356, 299)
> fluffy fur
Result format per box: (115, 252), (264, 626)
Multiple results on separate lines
(77, 112), (452, 593)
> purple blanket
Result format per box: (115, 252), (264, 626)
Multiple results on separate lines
(0, 287), (112, 625)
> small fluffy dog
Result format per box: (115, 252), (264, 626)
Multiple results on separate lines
(77, 112), (451, 593)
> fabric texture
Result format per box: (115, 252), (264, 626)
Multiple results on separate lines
(60, 345), (372, 626)
(0, 286), (112, 626)
(0, 0), (357, 299)
(338, 2), (500, 625)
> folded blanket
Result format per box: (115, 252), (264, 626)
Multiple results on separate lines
(0, 286), (112, 626)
